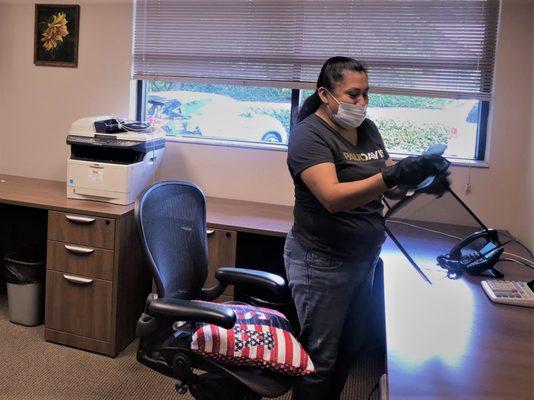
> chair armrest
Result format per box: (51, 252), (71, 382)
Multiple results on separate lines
(215, 267), (287, 299)
(147, 297), (236, 329)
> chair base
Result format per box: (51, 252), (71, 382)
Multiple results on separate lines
(139, 339), (293, 399)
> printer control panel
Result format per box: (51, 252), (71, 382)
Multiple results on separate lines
(66, 135), (164, 151)
(67, 135), (135, 148)
(66, 135), (166, 165)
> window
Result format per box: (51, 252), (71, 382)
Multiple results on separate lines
(143, 82), (292, 145)
(369, 97), (483, 160)
(134, 0), (499, 160)
(142, 83), (482, 158)
(300, 89), (485, 159)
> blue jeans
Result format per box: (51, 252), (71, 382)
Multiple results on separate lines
(284, 229), (380, 400)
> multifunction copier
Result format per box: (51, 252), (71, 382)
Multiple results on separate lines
(66, 116), (165, 205)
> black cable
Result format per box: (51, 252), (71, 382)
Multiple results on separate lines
(116, 117), (153, 133)
(497, 258), (534, 270)
(497, 230), (533, 258)
(439, 260), (465, 279)
(123, 121), (152, 132)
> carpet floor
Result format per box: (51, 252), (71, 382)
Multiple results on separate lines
(0, 295), (383, 400)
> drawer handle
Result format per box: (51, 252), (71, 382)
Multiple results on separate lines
(206, 229), (215, 236)
(64, 244), (95, 255)
(65, 215), (96, 224)
(63, 274), (94, 285)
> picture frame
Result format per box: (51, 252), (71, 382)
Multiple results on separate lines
(34, 4), (80, 67)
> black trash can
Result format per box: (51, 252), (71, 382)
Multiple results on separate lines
(4, 245), (46, 326)
(0, 259), (6, 295)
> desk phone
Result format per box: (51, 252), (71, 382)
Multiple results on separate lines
(481, 280), (534, 308)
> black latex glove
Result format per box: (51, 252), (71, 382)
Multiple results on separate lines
(422, 171), (451, 197)
(381, 154), (448, 189)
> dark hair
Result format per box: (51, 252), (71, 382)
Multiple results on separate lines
(296, 56), (367, 123)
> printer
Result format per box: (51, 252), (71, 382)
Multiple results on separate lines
(66, 116), (165, 205)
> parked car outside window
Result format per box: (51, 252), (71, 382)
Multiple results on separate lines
(146, 91), (288, 144)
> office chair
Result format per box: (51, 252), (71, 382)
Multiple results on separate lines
(135, 181), (295, 400)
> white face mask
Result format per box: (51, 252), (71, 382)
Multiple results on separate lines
(324, 89), (367, 129)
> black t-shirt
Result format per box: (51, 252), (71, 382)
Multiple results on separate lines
(287, 114), (389, 258)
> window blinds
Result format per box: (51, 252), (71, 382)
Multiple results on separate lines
(132, 0), (500, 100)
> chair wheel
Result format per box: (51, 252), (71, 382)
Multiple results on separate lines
(175, 382), (188, 395)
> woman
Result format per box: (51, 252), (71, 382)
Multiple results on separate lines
(284, 56), (447, 399)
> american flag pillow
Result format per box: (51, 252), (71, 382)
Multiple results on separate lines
(190, 303), (315, 376)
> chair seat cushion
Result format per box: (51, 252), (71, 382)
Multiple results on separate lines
(190, 303), (315, 376)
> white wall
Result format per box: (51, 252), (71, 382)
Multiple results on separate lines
(529, 0), (534, 250)
(0, 2), (6, 169)
(0, 0), (532, 247)
(0, 0), (131, 178)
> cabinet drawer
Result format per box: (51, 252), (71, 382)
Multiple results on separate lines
(46, 240), (114, 281)
(45, 270), (112, 342)
(206, 228), (237, 297)
(48, 211), (115, 249)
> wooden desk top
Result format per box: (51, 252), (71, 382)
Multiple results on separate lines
(382, 222), (534, 399)
(0, 174), (293, 234)
(206, 197), (293, 237)
(0, 174), (133, 218)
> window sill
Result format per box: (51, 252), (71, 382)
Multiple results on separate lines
(164, 136), (489, 167)
(164, 135), (288, 152)
(389, 153), (489, 168)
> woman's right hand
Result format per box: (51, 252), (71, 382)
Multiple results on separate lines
(381, 154), (448, 189)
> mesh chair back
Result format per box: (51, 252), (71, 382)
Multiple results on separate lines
(136, 181), (208, 299)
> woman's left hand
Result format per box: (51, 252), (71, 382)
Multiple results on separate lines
(421, 171), (451, 197)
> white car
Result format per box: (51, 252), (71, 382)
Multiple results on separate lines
(146, 91), (288, 143)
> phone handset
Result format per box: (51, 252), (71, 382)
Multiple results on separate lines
(437, 228), (504, 278)
(448, 228), (500, 259)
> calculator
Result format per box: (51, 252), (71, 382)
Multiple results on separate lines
(481, 280), (534, 308)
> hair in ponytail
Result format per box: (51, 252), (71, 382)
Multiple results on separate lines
(296, 91), (322, 123)
(296, 56), (367, 123)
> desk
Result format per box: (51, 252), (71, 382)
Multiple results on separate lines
(205, 196), (292, 237)
(0, 174), (149, 356)
(0, 175), (292, 356)
(381, 223), (533, 400)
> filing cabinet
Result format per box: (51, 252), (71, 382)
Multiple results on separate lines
(45, 210), (150, 357)
(206, 228), (237, 303)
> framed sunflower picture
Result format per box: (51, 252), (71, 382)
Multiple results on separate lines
(34, 4), (80, 67)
